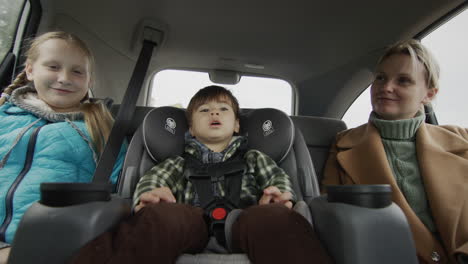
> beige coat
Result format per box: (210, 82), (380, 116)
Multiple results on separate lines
(323, 122), (468, 264)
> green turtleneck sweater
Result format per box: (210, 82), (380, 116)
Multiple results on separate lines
(370, 111), (436, 233)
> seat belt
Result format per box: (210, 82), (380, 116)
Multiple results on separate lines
(40, 28), (163, 206)
(93, 38), (157, 183)
(424, 104), (438, 125)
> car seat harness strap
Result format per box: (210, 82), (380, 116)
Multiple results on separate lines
(183, 149), (247, 246)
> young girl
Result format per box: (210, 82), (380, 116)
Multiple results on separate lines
(323, 40), (468, 263)
(0, 31), (126, 261)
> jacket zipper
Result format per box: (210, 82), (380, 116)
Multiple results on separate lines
(0, 125), (44, 241)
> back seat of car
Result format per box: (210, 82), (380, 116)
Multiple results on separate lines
(109, 106), (418, 264)
(9, 106), (418, 264)
(111, 105), (347, 191)
(290, 116), (347, 186)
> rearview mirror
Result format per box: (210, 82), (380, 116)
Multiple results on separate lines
(209, 70), (241, 85)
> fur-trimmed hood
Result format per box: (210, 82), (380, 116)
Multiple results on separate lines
(9, 85), (84, 122)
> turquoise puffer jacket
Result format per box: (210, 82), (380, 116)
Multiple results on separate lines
(0, 87), (126, 243)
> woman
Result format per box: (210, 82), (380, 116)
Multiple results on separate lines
(322, 39), (467, 264)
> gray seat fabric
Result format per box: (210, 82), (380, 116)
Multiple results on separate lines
(110, 105), (155, 141)
(177, 253), (250, 264)
(116, 106), (321, 264)
(309, 197), (418, 264)
(8, 198), (132, 264)
(291, 116), (347, 186)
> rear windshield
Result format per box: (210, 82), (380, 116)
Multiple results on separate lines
(149, 69), (293, 115)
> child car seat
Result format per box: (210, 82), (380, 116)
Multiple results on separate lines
(116, 106), (317, 263)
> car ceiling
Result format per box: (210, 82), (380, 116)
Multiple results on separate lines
(38, 0), (465, 118)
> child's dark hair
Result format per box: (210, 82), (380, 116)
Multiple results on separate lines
(186, 85), (240, 125)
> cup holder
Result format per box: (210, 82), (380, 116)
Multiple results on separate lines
(40, 182), (112, 207)
(326, 184), (392, 208)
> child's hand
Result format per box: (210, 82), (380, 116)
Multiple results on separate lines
(134, 187), (176, 212)
(259, 186), (293, 209)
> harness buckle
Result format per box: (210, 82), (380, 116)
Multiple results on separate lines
(203, 198), (237, 247)
(211, 207), (227, 220)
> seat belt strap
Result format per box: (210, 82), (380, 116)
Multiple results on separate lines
(184, 168), (214, 208)
(93, 38), (158, 183)
(218, 160), (245, 207)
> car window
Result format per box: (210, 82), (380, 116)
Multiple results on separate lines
(343, 8), (468, 128)
(0, 0), (26, 63)
(342, 87), (372, 128)
(149, 69), (293, 114)
(422, 9), (468, 127)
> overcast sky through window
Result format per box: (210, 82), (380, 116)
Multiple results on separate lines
(150, 70), (293, 114)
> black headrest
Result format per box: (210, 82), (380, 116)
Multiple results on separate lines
(142, 107), (294, 163)
(142, 107), (188, 161)
(241, 108), (294, 163)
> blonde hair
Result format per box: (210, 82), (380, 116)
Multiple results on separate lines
(0, 31), (113, 154)
(377, 39), (440, 90)
(0, 71), (28, 105)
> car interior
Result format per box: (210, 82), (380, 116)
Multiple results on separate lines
(1, 0), (467, 263)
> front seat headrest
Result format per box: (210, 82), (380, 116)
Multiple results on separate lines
(142, 107), (294, 163)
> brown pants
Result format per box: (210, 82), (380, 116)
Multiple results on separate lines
(70, 203), (332, 264)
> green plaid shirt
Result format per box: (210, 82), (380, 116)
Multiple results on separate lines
(133, 137), (295, 207)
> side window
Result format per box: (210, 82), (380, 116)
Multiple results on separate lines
(0, 0), (26, 63)
(422, 9), (468, 127)
(343, 8), (468, 128)
(342, 87), (372, 128)
(149, 69), (293, 114)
